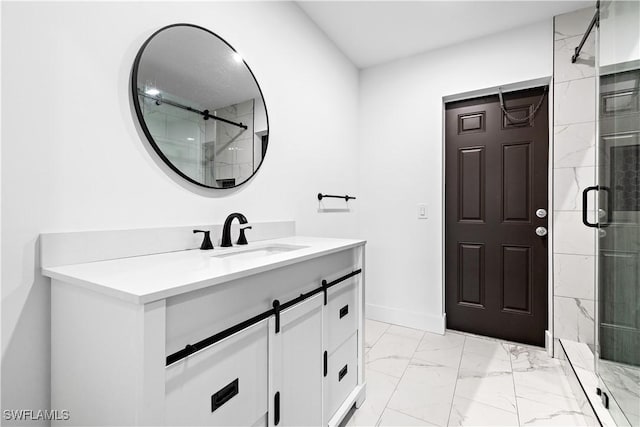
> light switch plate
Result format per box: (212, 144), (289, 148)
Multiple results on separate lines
(417, 204), (428, 219)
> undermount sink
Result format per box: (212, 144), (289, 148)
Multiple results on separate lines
(211, 244), (308, 261)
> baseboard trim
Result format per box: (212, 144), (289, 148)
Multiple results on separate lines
(366, 303), (445, 334)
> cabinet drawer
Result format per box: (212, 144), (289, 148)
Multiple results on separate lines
(326, 278), (357, 353)
(165, 320), (268, 426)
(324, 332), (358, 421)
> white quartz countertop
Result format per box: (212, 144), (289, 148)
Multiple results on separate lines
(42, 236), (365, 304)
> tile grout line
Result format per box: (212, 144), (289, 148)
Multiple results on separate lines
(364, 320), (391, 360)
(508, 345), (522, 426)
(554, 74), (597, 85)
(375, 328), (426, 427)
(354, 321), (392, 426)
(446, 335), (467, 426)
(366, 322), (391, 354)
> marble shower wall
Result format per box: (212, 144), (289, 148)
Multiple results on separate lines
(553, 7), (598, 347)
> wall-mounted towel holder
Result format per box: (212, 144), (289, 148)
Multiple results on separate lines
(317, 193), (356, 202)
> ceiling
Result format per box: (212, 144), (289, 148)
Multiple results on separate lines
(297, 1), (594, 68)
(138, 25), (262, 111)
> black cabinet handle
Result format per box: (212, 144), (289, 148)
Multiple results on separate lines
(339, 304), (349, 319)
(211, 378), (239, 412)
(274, 391), (280, 425)
(323, 351), (328, 377)
(338, 364), (348, 381)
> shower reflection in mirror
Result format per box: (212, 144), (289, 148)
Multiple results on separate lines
(132, 24), (269, 189)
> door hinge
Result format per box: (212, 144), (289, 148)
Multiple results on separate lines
(274, 391), (280, 425)
(323, 351), (328, 377)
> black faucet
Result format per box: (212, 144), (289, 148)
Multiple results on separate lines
(221, 213), (251, 247)
(193, 230), (214, 250)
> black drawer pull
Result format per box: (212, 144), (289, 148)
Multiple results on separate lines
(274, 391), (280, 425)
(211, 378), (239, 412)
(323, 351), (328, 377)
(338, 364), (348, 381)
(339, 304), (349, 319)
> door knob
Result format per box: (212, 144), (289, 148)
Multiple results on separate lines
(536, 208), (547, 218)
(535, 226), (548, 237)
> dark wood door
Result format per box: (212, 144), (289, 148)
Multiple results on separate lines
(445, 87), (549, 346)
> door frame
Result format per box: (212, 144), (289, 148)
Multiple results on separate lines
(441, 76), (554, 354)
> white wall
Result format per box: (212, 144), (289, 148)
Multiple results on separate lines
(358, 20), (553, 332)
(1, 1), (359, 419)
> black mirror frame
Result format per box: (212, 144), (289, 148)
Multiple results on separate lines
(131, 23), (269, 189)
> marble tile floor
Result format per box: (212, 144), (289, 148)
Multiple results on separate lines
(346, 320), (591, 426)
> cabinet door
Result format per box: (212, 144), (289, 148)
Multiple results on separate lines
(324, 278), (358, 354)
(165, 320), (268, 426)
(269, 293), (323, 427)
(324, 333), (358, 421)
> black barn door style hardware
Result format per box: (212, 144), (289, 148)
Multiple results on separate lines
(165, 269), (362, 365)
(211, 378), (239, 412)
(137, 89), (248, 130)
(322, 280), (328, 305)
(273, 300), (281, 333)
(317, 193), (356, 202)
(340, 305), (349, 319)
(571, 1), (599, 63)
(166, 308), (274, 365)
(274, 391), (280, 425)
(323, 351), (328, 377)
(338, 364), (348, 382)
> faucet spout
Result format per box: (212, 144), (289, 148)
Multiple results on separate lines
(221, 213), (248, 247)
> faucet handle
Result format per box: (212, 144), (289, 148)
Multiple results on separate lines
(237, 226), (252, 245)
(193, 230), (214, 250)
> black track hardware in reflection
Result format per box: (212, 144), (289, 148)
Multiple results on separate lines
(137, 90), (248, 130)
(571, 1), (599, 64)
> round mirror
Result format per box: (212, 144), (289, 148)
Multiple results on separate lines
(132, 24), (269, 189)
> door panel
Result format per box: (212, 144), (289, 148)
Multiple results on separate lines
(445, 87), (549, 346)
(459, 147), (485, 221)
(502, 142), (531, 222)
(596, 68), (640, 427)
(268, 294), (323, 427)
(458, 243), (485, 307)
(502, 245), (532, 313)
(165, 320), (269, 426)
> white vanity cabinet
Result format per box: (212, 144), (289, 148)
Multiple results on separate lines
(44, 235), (366, 427)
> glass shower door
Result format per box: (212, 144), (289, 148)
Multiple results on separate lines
(596, 1), (640, 424)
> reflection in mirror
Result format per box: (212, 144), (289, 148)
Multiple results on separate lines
(132, 24), (268, 188)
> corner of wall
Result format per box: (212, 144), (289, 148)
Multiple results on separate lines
(366, 303), (445, 335)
